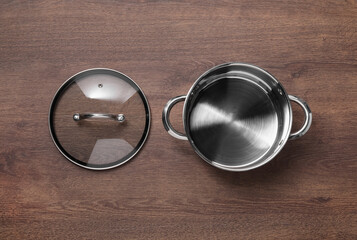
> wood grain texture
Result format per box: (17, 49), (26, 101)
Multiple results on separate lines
(0, 0), (356, 239)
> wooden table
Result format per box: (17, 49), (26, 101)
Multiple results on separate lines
(1, 1), (356, 239)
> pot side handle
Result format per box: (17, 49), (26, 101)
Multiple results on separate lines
(162, 95), (188, 140)
(288, 95), (312, 140)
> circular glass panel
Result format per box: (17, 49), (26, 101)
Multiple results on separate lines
(49, 69), (150, 170)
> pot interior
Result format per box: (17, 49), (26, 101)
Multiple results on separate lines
(185, 64), (291, 169)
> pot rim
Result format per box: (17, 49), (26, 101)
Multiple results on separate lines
(182, 62), (293, 171)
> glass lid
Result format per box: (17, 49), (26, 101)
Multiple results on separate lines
(49, 68), (150, 170)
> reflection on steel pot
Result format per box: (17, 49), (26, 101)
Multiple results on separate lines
(162, 63), (312, 171)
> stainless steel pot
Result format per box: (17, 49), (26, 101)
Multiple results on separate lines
(162, 63), (312, 171)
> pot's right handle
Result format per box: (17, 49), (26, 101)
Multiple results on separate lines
(288, 95), (312, 140)
(162, 95), (188, 140)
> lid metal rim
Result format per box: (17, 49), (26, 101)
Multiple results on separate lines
(48, 68), (151, 170)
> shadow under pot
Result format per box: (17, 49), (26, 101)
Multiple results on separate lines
(162, 63), (312, 171)
(49, 68), (150, 170)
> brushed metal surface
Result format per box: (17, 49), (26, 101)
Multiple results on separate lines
(182, 63), (295, 171)
(163, 63), (312, 171)
(189, 77), (278, 167)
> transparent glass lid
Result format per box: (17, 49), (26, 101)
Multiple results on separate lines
(49, 69), (150, 170)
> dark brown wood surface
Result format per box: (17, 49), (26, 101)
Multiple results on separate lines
(0, 1), (356, 239)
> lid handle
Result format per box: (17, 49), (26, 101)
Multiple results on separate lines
(73, 113), (125, 122)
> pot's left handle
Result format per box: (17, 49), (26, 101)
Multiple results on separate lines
(162, 95), (188, 140)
